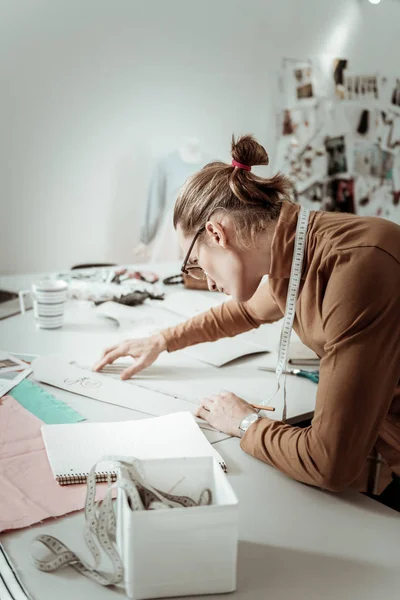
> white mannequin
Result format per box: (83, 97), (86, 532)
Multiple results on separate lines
(178, 136), (203, 164)
(134, 138), (207, 262)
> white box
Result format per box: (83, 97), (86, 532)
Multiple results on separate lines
(116, 456), (238, 600)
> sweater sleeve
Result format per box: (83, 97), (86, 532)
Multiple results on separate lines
(240, 248), (400, 492)
(162, 279), (283, 352)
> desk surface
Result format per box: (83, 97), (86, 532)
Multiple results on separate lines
(2, 438), (399, 600)
(1, 266), (399, 600)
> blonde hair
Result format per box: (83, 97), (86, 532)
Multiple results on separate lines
(173, 134), (292, 246)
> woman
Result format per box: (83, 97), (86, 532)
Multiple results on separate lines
(95, 135), (400, 507)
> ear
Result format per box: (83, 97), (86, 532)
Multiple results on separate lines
(205, 220), (228, 248)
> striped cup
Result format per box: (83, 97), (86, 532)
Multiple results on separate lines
(19, 280), (68, 329)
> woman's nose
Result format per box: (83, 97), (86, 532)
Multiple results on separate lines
(206, 275), (217, 292)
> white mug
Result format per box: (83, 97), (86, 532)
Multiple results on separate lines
(19, 280), (68, 329)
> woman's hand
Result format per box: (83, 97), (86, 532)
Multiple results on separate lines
(195, 391), (258, 437)
(92, 333), (167, 379)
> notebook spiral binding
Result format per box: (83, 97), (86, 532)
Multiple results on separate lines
(56, 471), (118, 486)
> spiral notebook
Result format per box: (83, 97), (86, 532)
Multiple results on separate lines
(41, 412), (227, 485)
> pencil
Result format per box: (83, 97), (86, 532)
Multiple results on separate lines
(249, 403), (275, 412)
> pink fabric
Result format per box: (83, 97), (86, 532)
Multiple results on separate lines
(0, 395), (108, 533)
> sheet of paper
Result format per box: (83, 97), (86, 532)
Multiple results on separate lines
(32, 355), (198, 417)
(158, 291), (271, 366)
(158, 291), (225, 319)
(96, 301), (179, 328)
(0, 351), (29, 373)
(100, 357), (317, 422)
(181, 336), (267, 367)
(0, 367), (32, 398)
(95, 301), (181, 337)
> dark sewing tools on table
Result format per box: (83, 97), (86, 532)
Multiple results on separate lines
(94, 290), (164, 307)
(258, 366), (320, 384)
(111, 269), (159, 285)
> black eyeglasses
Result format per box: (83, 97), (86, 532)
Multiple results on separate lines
(181, 226), (207, 280)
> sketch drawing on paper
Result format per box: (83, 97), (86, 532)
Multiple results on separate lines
(64, 377), (102, 389)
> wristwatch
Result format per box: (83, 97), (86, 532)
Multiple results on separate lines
(238, 412), (261, 438)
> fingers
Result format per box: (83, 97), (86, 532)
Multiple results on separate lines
(120, 359), (148, 380)
(101, 343), (119, 358)
(92, 345), (118, 370)
(195, 406), (212, 421)
(93, 347), (127, 372)
(195, 397), (215, 420)
(199, 397), (214, 411)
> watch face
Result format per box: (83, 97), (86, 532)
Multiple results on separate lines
(240, 412), (259, 434)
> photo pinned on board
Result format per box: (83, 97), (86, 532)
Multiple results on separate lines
(297, 180), (324, 209)
(335, 179), (356, 214)
(344, 73), (379, 102)
(325, 135), (348, 177)
(354, 143), (379, 178)
(376, 110), (400, 154)
(323, 179), (355, 215)
(333, 58), (349, 100)
(281, 107), (317, 146)
(380, 148), (394, 181)
(377, 76), (400, 113)
(281, 59), (317, 109)
(286, 143), (327, 194)
(355, 175), (372, 211)
(391, 78), (400, 110)
(353, 143), (394, 181)
(294, 65), (314, 100)
(357, 179), (394, 219)
(393, 164), (400, 193)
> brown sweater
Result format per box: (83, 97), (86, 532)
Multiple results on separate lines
(162, 201), (400, 492)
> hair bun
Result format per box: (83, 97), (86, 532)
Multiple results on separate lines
(231, 134), (269, 169)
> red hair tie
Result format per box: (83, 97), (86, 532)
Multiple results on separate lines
(232, 159), (251, 171)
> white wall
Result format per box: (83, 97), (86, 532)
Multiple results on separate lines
(1, 0), (400, 274)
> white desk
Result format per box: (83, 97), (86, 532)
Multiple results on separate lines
(0, 267), (318, 425)
(2, 438), (399, 600)
(1, 266), (399, 600)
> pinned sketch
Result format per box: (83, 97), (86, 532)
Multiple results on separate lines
(333, 58), (349, 100)
(344, 73), (379, 102)
(297, 180), (325, 210)
(282, 59), (316, 109)
(334, 179), (356, 214)
(380, 148), (394, 181)
(353, 143), (393, 180)
(356, 179), (393, 218)
(325, 136), (348, 176)
(390, 78), (400, 110)
(354, 143), (379, 178)
(376, 110), (400, 154)
(294, 65), (314, 100)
